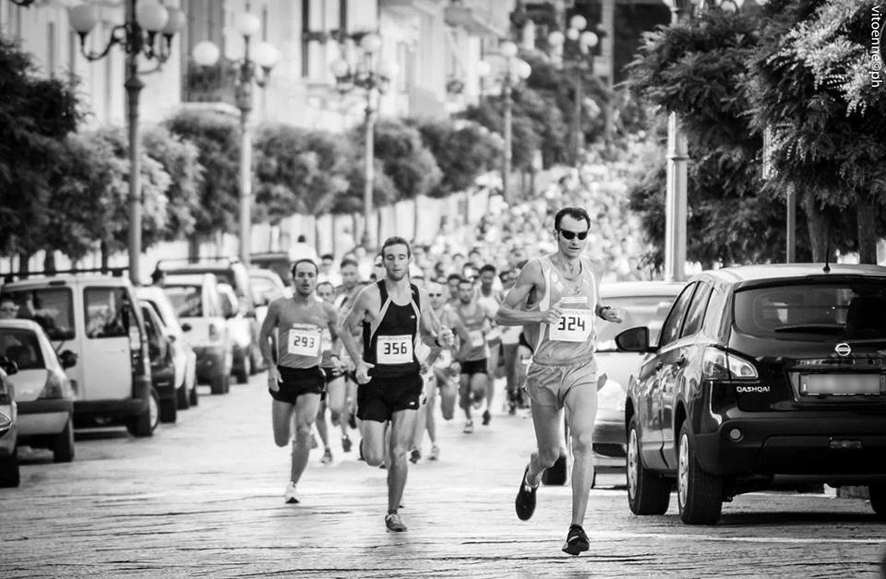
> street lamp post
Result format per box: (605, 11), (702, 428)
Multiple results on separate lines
(479, 40), (531, 206)
(68, 1), (185, 285)
(331, 33), (397, 251)
(192, 16), (279, 268)
(547, 15), (599, 167)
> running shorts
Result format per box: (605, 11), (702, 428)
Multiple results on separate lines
(525, 358), (597, 409)
(460, 358), (488, 377)
(357, 373), (423, 423)
(269, 365), (325, 404)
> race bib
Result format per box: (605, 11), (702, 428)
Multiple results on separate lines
(549, 309), (592, 342)
(377, 334), (414, 364)
(288, 327), (322, 357)
(320, 328), (333, 353)
(485, 327), (502, 342)
(468, 329), (485, 348)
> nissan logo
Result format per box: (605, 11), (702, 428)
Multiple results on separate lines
(835, 343), (852, 357)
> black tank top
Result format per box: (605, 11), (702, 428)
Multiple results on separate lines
(363, 281), (421, 378)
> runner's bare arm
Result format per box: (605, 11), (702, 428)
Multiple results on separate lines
(338, 287), (370, 366)
(258, 299), (280, 367)
(323, 302), (340, 343)
(418, 286), (454, 348)
(590, 261), (622, 323)
(495, 259), (548, 326)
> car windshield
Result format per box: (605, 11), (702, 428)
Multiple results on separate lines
(0, 329), (45, 370)
(734, 281), (886, 340)
(596, 296), (676, 352)
(0, 288), (75, 341)
(163, 285), (203, 318)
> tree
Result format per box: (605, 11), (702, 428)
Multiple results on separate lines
(410, 118), (500, 197)
(364, 119), (442, 200)
(0, 35), (81, 264)
(750, 0), (886, 263)
(143, 126), (203, 242)
(165, 109), (240, 243)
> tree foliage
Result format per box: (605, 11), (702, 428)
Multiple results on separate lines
(143, 126), (203, 242)
(367, 119), (442, 200)
(410, 118), (500, 197)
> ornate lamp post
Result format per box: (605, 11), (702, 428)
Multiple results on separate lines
(192, 14), (280, 268)
(548, 15), (599, 167)
(330, 33), (398, 251)
(68, 0), (185, 285)
(478, 40), (531, 206)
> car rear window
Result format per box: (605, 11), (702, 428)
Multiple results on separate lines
(1, 288), (74, 341)
(163, 285), (203, 318)
(596, 296), (677, 352)
(0, 329), (44, 370)
(733, 281), (886, 340)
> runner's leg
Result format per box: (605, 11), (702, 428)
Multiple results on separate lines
(389, 408), (419, 513)
(361, 419), (388, 466)
(272, 399), (296, 447)
(563, 382), (598, 526)
(527, 400), (562, 486)
(291, 393), (321, 484)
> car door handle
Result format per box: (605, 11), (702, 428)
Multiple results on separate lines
(675, 356), (687, 367)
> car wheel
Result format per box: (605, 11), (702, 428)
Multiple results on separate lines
(52, 415), (75, 463)
(176, 383), (190, 411)
(126, 388), (159, 437)
(235, 354), (251, 384)
(210, 374), (227, 395)
(869, 485), (886, 519)
(189, 383), (199, 406)
(677, 422), (723, 525)
(0, 447), (20, 488)
(159, 395), (177, 424)
(627, 415), (670, 515)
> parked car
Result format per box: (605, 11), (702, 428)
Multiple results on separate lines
(249, 251), (293, 286)
(136, 286), (198, 408)
(218, 282), (255, 383)
(617, 264), (886, 524)
(156, 258), (262, 373)
(0, 319), (77, 463)
(248, 267), (288, 307)
(1, 270), (156, 437)
(139, 301), (178, 425)
(0, 357), (19, 487)
(161, 273), (232, 395)
(592, 281), (685, 479)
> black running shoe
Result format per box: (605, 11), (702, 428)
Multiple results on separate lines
(562, 524), (590, 556)
(482, 409), (491, 425)
(515, 466), (538, 521)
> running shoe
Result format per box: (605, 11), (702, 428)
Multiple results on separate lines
(515, 466), (538, 521)
(283, 482), (300, 504)
(463, 420), (474, 434)
(409, 449), (421, 464)
(385, 513), (407, 532)
(429, 445), (440, 461)
(342, 434), (352, 453)
(482, 409), (492, 425)
(562, 524), (590, 556)
(321, 448), (333, 464)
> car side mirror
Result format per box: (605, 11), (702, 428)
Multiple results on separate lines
(0, 356), (18, 376)
(615, 326), (651, 353)
(59, 350), (78, 369)
(181, 323), (192, 332)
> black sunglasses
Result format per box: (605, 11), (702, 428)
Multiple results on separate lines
(428, 293), (443, 297)
(557, 229), (589, 241)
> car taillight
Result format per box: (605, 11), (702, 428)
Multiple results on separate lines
(209, 323), (220, 342)
(39, 372), (65, 400)
(702, 347), (758, 380)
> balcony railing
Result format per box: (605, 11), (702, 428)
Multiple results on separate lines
(182, 58), (240, 105)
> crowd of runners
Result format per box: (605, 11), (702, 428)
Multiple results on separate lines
(257, 174), (627, 555)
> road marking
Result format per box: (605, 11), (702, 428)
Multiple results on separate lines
(588, 531), (884, 545)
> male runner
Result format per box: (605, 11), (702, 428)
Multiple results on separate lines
(334, 257), (364, 439)
(495, 207), (622, 556)
(497, 268), (525, 414)
(315, 281), (345, 463)
(339, 236), (453, 532)
(453, 277), (495, 433)
(477, 264), (504, 424)
(259, 259), (340, 504)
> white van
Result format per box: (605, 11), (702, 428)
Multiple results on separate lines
(1, 270), (156, 437)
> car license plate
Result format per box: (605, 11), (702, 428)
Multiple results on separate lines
(801, 374), (882, 395)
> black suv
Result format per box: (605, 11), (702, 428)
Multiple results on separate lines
(617, 264), (886, 524)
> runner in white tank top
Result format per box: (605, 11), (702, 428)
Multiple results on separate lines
(495, 207), (622, 557)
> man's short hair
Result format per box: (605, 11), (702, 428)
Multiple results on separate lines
(499, 269), (514, 282)
(380, 236), (411, 258)
(320, 253), (334, 262)
(457, 276), (474, 287)
(340, 257), (358, 269)
(291, 259), (318, 276)
(479, 264), (496, 275)
(554, 206), (591, 230)
(316, 281), (334, 292)
(446, 273), (462, 283)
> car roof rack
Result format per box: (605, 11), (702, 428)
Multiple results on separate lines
(2, 266), (128, 284)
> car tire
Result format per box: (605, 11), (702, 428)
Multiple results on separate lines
(189, 383), (199, 406)
(126, 388), (159, 437)
(176, 383), (190, 411)
(677, 422), (723, 525)
(159, 396), (177, 424)
(210, 373), (227, 395)
(52, 415), (75, 463)
(235, 354), (250, 384)
(627, 415), (670, 515)
(0, 447), (20, 488)
(869, 485), (886, 519)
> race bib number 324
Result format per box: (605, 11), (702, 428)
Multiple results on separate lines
(548, 309), (592, 342)
(377, 334), (414, 364)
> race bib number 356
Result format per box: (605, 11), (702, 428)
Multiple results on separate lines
(288, 328), (322, 357)
(377, 334), (414, 364)
(548, 309), (592, 342)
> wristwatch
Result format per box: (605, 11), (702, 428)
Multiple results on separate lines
(597, 305), (612, 320)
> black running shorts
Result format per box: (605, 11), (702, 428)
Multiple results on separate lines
(323, 366), (345, 384)
(357, 373), (423, 423)
(269, 366), (325, 404)
(460, 358), (488, 377)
